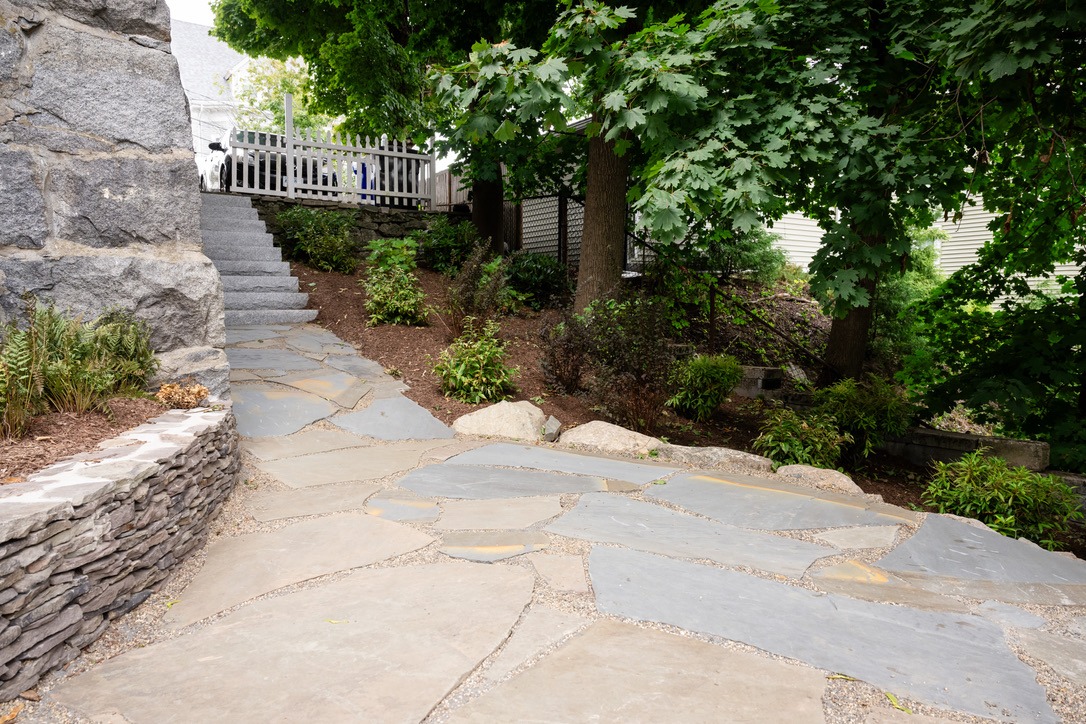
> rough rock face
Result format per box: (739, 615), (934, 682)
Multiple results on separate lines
(452, 401), (548, 442)
(558, 421), (662, 457)
(0, 0), (225, 386)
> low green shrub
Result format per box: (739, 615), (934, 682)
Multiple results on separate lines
(813, 375), (916, 463)
(277, 206), (358, 274)
(923, 450), (1085, 550)
(442, 245), (513, 338)
(752, 407), (853, 469)
(417, 217), (480, 274)
(667, 354), (744, 422)
(507, 253), (572, 310)
(366, 236), (418, 272)
(433, 318), (518, 403)
(539, 316), (592, 393)
(363, 267), (428, 326)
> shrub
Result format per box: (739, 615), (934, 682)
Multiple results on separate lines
(442, 245), (512, 338)
(417, 216), (480, 274)
(667, 354), (744, 422)
(539, 316), (591, 393)
(869, 227), (945, 367)
(752, 407), (853, 469)
(507, 253), (573, 310)
(923, 450), (1085, 550)
(433, 318), (518, 403)
(363, 266), (428, 326)
(277, 206), (357, 274)
(366, 236), (418, 272)
(813, 375), (916, 463)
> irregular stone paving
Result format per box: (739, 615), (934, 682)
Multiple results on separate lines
(38, 322), (1086, 724)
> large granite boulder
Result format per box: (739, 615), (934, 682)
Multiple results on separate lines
(558, 421), (662, 457)
(452, 401), (547, 442)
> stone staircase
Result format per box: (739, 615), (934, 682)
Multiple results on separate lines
(200, 193), (317, 326)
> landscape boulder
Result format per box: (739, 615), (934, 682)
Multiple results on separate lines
(655, 444), (773, 474)
(557, 421), (661, 457)
(452, 401), (548, 442)
(775, 465), (864, 495)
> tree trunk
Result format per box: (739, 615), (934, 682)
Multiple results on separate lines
(471, 160), (505, 255)
(575, 130), (629, 310)
(818, 276), (877, 385)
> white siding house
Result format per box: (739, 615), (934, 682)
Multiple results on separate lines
(766, 213), (825, 271)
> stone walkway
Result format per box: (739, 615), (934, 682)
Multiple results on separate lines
(34, 324), (1086, 722)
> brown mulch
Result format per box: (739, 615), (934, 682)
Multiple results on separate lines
(0, 398), (166, 484)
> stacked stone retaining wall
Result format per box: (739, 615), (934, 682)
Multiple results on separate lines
(0, 407), (240, 700)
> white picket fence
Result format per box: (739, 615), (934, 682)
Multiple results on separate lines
(224, 94), (435, 208)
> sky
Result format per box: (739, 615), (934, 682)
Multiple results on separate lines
(165, 0), (215, 26)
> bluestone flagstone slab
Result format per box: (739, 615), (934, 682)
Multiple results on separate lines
(324, 354), (388, 379)
(1016, 629), (1086, 685)
(365, 489), (440, 522)
(876, 515), (1086, 605)
(255, 440), (451, 487)
(976, 600), (1045, 630)
(547, 493), (834, 577)
(448, 620), (827, 724)
(226, 326), (286, 345)
(243, 428), (371, 461)
(483, 606), (588, 683)
(332, 397), (454, 440)
(589, 547), (1055, 723)
(435, 497), (563, 530)
(809, 560), (969, 612)
(399, 464), (607, 499)
(814, 525), (900, 550)
(647, 472), (917, 530)
(52, 564), (533, 723)
(231, 383), (337, 437)
(440, 531), (549, 562)
(445, 443), (676, 484)
(226, 348), (321, 371)
(163, 514), (433, 628)
(248, 482), (380, 522)
(282, 327), (355, 355)
(274, 368), (369, 408)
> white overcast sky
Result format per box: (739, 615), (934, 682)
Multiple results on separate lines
(165, 0), (215, 25)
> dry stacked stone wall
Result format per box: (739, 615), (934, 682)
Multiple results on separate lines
(0, 408), (240, 700)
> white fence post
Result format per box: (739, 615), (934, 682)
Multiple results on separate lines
(284, 93), (295, 200)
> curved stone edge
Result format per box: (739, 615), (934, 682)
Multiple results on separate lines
(0, 406), (242, 700)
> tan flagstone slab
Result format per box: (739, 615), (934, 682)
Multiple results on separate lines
(243, 428), (372, 461)
(440, 531), (550, 562)
(528, 552), (590, 593)
(255, 439), (449, 487)
(435, 497), (562, 530)
(484, 606), (588, 683)
(51, 564), (534, 723)
(365, 489), (440, 522)
(809, 561), (970, 613)
(248, 482), (380, 522)
(449, 620), (827, 723)
(162, 514), (432, 628)
(814, 525), (900, 550)
(1016, 629), (1086, 685)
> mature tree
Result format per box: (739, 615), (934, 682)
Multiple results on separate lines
(233, 57), (336, 134)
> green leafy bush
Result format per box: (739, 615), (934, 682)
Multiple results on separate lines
(667, 354), (744, 422)
(433, 318), (518, 403)
(869, 227), (945, 367)
(539, 316), (592, 393)
(417, 216), (480, 274)
(363, 266), (428, 326)
(752, 407), (853, 469)
(443, 245), (513, 338)
(366, 236), (418, 272)
(507, 252), (572, 310)
(813, 375), (916, 462)
(923, 450), (1085, 550)
(277, 206), (358, 273)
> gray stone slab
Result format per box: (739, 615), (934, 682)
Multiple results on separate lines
(484, 606), (588, 683)
(365, 490), (440, 522)
(809, 561), (971, 612)
(255, 440), (450, 487)
(1072, 617), (1086, 639)
(229, 370), (261, 382)
(647, 472), (917, 530)
(548, 493), (834, 577)
(590, 547), (1056, 723)
(248, 483), (380, 522)
(243, 428), (371, 461)
(814, 525), (900, 550)
(232, 383), (337, 437)
(449, 620), (827, 724)
(399, 464), (607, 499)
(436, 497), (563, 530)
(52, 563), (533, 723)
(528, 553), (589, 593)
(440, 531), (549, 562)
(876, 515), (1086, 605)
(226, 348), (321, 371)
(445, 443), (677, 484)
(324, 354), (388, 379)
(275, 368), (369, 408)
(226, 327), (286, 345)
(976, 601), (1045, 630)
(282, 327), (355, 355)
(1017, 629), (1086, 685)
(332, 397), (454, 440)
(163, 514), (433, 628)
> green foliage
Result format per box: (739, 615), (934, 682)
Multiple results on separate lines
(417, 217), (481, 274)
(539, 316), (592, 393)
(443, 245), (513, 338)
(433, 318), (518, 403)
(752, 407), (853, 470)
(813, 375), (916, 462)
(366, 236), (418, 272)
(869, 227), (945, 367)
(507, 252), (573, 310)
(667, 354), (744, 422)
(363, 267), (428, 326)
(234, 57), (337, 134)
(923, 451), (1085, 550)
(277, 206), (358, 274)
(0, 303), (158, 438)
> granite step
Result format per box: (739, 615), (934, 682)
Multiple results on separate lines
(212, 260), (291, 276)
(220, 276), (299, 293)
(226, 309), (318, 326)
(201, 206), (261, 222)
(204, 246), (283, 262)
(200, 217), (267, 232)
(224, 291), (309, 311)
(202, 230), (277, 247)
(200, 192), (257, 208)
